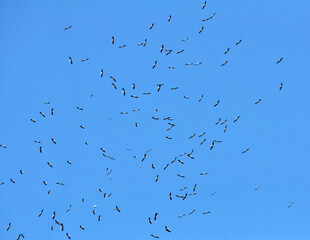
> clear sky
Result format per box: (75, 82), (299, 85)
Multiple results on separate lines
(1, 0), (310, 240)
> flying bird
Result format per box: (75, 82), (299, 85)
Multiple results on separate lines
(188, 209), (196, 215)
(114, 206), (121, 212)
(81, 58), (89, 62)
(166, 49), (172, 55)
(202, 1), (206, 9)
(214, 100), (220, 107)
(38, 209), (43, 217)
(100, 69), (103, 77)
(165, 226), (171, 232)
(153, 60), (157, 69)
(255, 99), (262, 104)
(288, 202), (294, 208)
(242, 148), (249, 154)
(203, 211), (211, 214)
(112, 36), (114, 44)
(47, 162), (53, 168)
(160, 45), (164, 53)
(168, 15), (172, 22)
(199, 26), (204, 33)
(221, 61), (228, 66)
(210, 141), (214, 150)
(236, 39), (242, 45)
(150, 23), (154, 30)
(224, 125), (227, 133)
(276, 57), (283, 64)
(68, 56), (73, 64)
(66, 205), (72, 212)
(234, 116), (240, 122)
(224, 48), (230, 54)
(157, 83), (163, 91)
(64, 26), (72, 30)
(280, 82), (283, 90)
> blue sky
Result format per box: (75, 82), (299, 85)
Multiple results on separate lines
(0, 0), (310, 239)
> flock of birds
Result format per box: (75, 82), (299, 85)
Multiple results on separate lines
(1, 1), (294, 239)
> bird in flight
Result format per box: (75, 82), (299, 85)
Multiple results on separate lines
(100, 69), (103, 77)
(64, 26), (72, 30)
(224, 48), (230, 54)
(112, 36), (114, 44)
(234, 116), (240, 122)
(280, 82), (283, 90)
(276, 57), (283, 64)
(157, 83), (163, 92)
(202, 1), (206, 9)
(165, 226), (171, 232)
(168, 15), (172, 22)
(221, 61), (228, 66)
(7, 223), (11, 231)
(150, 23), (154, 30)
(242, 148), (249, 154)
(214, 100), (220, 107)
(81, 58), (89, 62)
(236, 39), (242, 45)
(288, 202), (294, 208)
(153, 60), (157, 69)
(68, 56), (73, 64)
(199, 26), (204, 34)
(255, 99), (262, 104)
(114, 206), (121, 212)
(38, 209), (44, 217)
